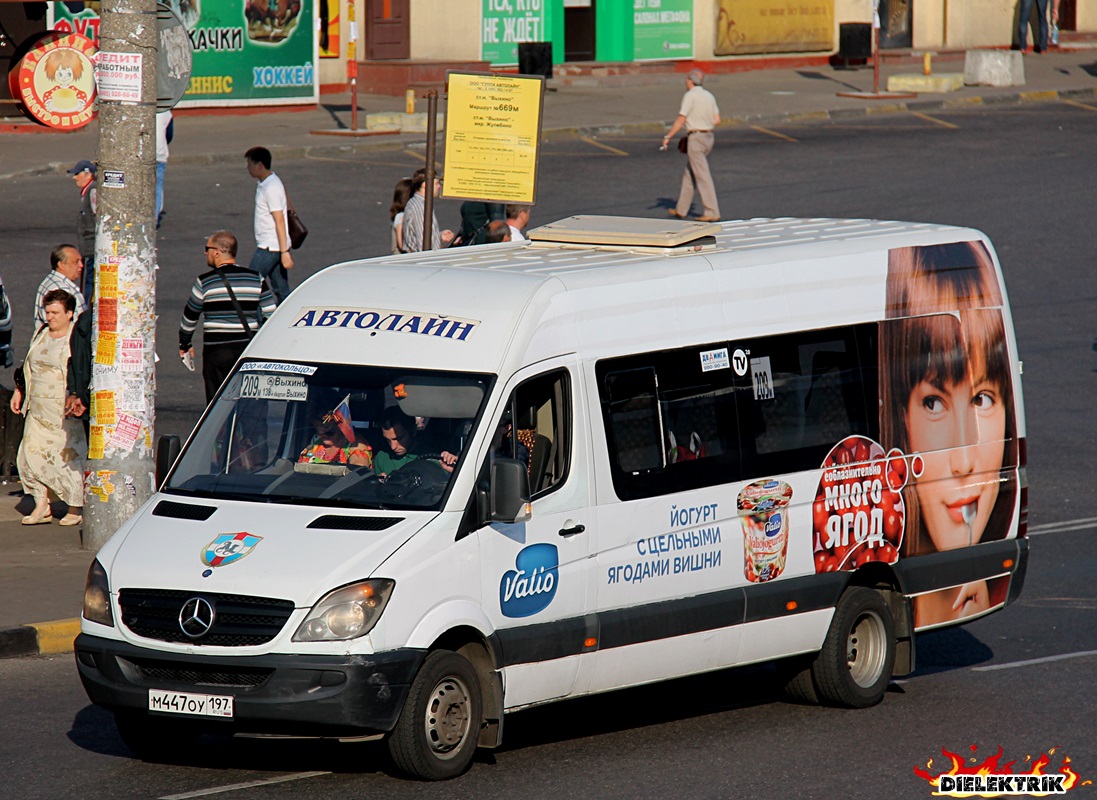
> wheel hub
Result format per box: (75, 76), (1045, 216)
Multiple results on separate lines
(425, 677), (471, 757)
(846, 611), (887, 688)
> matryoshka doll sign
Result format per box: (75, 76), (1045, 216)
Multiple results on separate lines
(9, 31), (98, 129)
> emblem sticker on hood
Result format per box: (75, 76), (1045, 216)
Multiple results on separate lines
(500, 543), (558, 618)
(202, 532), (263, 568)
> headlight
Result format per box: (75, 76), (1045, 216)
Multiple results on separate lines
(82, 559), (113, 627)
(293, 579), (394, 642)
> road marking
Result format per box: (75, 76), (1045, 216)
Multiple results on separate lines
(972, 650), (1097, 672)
(911, 111), (959, 129)
(579, 136), (630, 156)
(1027, 516), (1097, 536)
(403, 149), (426, 161)
(1063, 99), (1097, 111)
(160, 772), (330, 799)
(751, 125), (798, 142)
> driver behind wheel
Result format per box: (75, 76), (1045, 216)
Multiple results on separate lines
(375, 409), (457, 478)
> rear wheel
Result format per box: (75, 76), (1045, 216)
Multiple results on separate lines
(387, 650), (482, 780)
(812, 587), (895, 708)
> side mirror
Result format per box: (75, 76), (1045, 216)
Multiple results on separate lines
(155, 434), (181, 490)
(490, 458), (531, 523)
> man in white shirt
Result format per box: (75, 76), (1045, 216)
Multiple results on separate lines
(244, 146), (293, 303)
(663, 69), (721, 222)
(34, 244), (88, 328)
(505, 204), (530, 242)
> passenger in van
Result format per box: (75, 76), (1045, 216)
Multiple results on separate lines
(374, 410), (457, 478)
(298, 408), (372, 468)
(491, 411), (529, 466)
(881, 242), (1017, 628)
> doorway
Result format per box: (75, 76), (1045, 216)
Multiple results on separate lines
(365, 0), (409, 60)
(564, 0), (595, 62)
(0, 3), (48, 104)
(1058, 0), (1076, 31)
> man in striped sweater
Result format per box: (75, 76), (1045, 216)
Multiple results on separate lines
(179, 230), (278, 403)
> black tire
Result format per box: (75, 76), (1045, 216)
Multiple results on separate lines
(781, 656), (820, 705)
(387, 650), (482, 781)
(811, 587), (895, 708)
(114, 711), (202, 761)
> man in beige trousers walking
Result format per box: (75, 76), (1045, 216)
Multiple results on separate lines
(663, 69), (721, 222)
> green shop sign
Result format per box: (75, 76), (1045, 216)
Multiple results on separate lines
(481, 0), (547, 66)
(633, 0), (693, 61)
(50, 0), (317, 106)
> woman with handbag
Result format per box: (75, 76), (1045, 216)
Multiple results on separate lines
(11, 289), (87, 526)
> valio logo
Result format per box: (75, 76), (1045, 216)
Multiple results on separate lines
(499, 543), (559, 618)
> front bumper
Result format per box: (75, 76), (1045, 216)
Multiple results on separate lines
(75, 633), (424, 737)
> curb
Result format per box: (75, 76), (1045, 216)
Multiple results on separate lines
(0, 618), (80, 659)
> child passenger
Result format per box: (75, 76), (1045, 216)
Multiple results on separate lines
(880, 242), (1019, 628)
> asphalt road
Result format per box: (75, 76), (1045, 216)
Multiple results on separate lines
(1, 101), (1095, 797)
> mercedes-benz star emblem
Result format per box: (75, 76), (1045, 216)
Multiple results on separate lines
(178, 596), (215, 639)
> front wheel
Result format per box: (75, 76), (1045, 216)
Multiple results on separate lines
(809, 587), (896, 708)
(387, 650), (482, 780)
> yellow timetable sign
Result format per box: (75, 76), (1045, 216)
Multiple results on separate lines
(444, 71), (544, 205)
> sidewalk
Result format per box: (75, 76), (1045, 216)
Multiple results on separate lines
(1, 47), (1096, 659)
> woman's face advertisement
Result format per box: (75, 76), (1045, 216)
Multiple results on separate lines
(905, 363), (1007, 553)
(883, 242), (1017, 627)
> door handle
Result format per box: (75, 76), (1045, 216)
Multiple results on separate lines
(558, 523), (586, 537)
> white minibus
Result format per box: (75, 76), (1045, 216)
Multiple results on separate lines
(76, 216), (1028, 779)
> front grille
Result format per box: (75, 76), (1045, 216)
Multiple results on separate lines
(125, 656), (274, 688)
(119, 588), (296, 646)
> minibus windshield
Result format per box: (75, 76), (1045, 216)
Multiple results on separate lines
(165, 361), (492, 510)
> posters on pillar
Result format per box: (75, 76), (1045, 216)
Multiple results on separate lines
(714, 0), (834, 55)
(633, 0), (693, 61)
(49, 0), (318, 107)
(481, 0), (546, 66)
(444, 72), (544, 204)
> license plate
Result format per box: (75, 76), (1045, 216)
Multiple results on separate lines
(148, 689), (234, 718)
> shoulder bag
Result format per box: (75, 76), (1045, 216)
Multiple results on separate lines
(677, 132), (690, 153)
(214, 269), (256, 339)
(286, 192), (308, 250)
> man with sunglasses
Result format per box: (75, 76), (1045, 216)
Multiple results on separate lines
(179, 230), (277, 403)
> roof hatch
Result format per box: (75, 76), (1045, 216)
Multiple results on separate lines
(527, 215), (721, 253)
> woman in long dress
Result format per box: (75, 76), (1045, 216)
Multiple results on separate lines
(11, 289), (86, 526)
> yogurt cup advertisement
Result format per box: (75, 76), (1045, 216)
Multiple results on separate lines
(738, 479), (793, 583)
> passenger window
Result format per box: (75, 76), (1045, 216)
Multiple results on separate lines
(738, 326), (877, 475)
(598, 344), (742, 501)
(596, 326), (877, 501)
(605, 368), (664, 473)
(491, 370), (571, 497)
